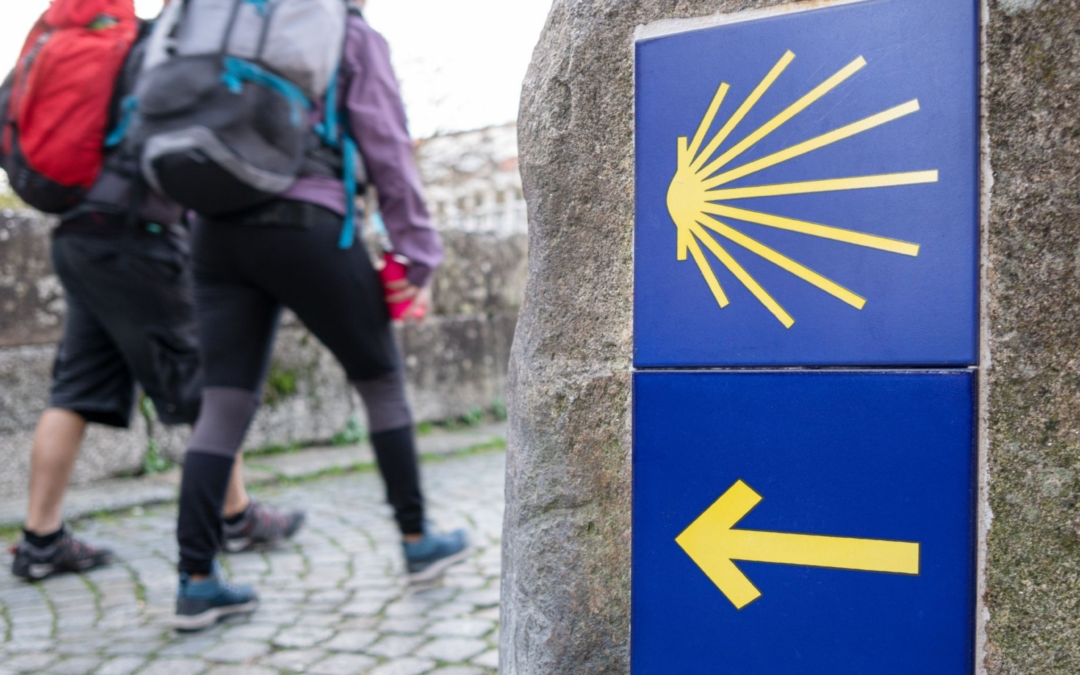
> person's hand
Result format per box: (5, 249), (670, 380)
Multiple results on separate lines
(385, 279), (431, 323)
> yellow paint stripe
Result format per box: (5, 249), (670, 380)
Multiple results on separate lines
(692, 225), (794, 328)
(703, 99), (922, 189)
(677, 229), (689, 260)
(690, 51), (795, 172)
(687, 83), (729, 161)
(705, 170), (939, 200)
(675, 480), (921, 610)
(701, 217), (866, 309)
(702, 203), (920, 256)
(723, 530), (921, 575)
(697, 56), (867, 178)
(684, 232), (729, 307)
(676, 481), (765, 609)
(696, 551), (761, 610)
(675, 137), (692, 261)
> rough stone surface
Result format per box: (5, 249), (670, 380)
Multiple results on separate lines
(0, 421), (506, 528)
(399, 313), (515, 428)
(0, 345), (150, 498)
(0, 315), (512, 454)
(0, 212), (62, 347)
(429, 232), (528, 316)
(0, 317), (513, 499)
(504, 1), (1080, 675)
(0, 214), (522, 500)
(502, 2), (784, 673)
(0, 220), (524, 349)
(984, 1), (1080, 674)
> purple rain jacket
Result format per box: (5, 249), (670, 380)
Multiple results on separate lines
(283, 13), (442, 288)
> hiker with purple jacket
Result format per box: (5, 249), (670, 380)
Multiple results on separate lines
(133, 0), (470, 630)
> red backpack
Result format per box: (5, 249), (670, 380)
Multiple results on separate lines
(1, 0), (137, 214)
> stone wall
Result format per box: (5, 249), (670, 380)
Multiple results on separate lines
(984, 1), (1080, 673)
(503, 1), (1080, 674)
(0, 213), (526, 501)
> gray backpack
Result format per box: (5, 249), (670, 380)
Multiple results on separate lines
(134, 0), (348, 219)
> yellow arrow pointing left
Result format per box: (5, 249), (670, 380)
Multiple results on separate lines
(676, 480), (920, 609)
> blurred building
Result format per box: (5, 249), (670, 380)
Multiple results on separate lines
(414, 122), (526, 236)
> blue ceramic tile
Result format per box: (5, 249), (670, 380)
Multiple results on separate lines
(632, 370), (976, 674)
(634, 0), (980, 367)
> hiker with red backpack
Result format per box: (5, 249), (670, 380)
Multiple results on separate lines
(2, 0), (305, 583)
(130, 0), (470, 630)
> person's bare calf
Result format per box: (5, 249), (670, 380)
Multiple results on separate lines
(12, 410), (306, 582)
(25, 409), (86, 532)
(11, 408), (115, 581)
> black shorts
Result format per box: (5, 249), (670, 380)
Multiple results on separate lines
(49, 229), (202, 428)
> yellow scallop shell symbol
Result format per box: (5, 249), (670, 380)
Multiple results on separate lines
(667, 51), (938, 328)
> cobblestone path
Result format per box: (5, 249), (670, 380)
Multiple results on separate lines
(0, 450), (505, 675)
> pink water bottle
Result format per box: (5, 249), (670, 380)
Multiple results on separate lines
(380, 251), (425, 320)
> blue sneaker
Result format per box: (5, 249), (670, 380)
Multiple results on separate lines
(403, 528), (471, 583)
(174, 565), (258, 632)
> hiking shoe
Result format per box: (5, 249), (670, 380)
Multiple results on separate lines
(223, 501), (306, 553)
(174, 565), (258, 632)
(403, 528), (471, 583)
(10, 529), (114, 581)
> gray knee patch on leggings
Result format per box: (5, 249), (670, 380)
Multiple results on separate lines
(187, 387), (260, 458)
(353, 371), (412, 434)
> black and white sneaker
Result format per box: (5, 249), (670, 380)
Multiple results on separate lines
(174, 565), (259, 632)
(223, 501), (306, 553)
(10, 529), (114, 581)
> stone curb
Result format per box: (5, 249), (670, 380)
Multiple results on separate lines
(0, 422), (507, 528)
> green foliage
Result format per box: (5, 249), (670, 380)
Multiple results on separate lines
(423, 437), (507, 465)
(461, 406), (486, 428)
(492, 397), (508, 422)
(264, 365), (300, 406)
(0, 189), (26, 211)
(331, 415), (368, 446)
(141, 439), (172, 475)
(269, 461), (377, 487)
(472, 437), (507, 452)
(0, 524), (22, 544)
(139, 396), (158, 423)
(248, 442), (302, 457)
(419, 402), (505, 435)
(137, 396), (174, 475)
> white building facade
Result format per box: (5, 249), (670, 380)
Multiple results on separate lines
(414, 122), (526, 237)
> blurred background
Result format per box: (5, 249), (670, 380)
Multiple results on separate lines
(0, 0), (552, 137)
(0, 0), (551, 499)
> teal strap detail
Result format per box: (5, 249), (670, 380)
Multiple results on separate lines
(315, 66), (341, 147)
(243, 0), (269, 16)
(313, 68), (357, 250)
(104, 96), (137, 148)
(338, 134), (360, 249)
(220, 57), (310, 126)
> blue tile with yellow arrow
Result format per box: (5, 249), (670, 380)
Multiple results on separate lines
(632, 370), (976, 674)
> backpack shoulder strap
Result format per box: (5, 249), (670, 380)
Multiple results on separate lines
(104, 20), (153, 148)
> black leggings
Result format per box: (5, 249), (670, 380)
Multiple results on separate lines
(177, 204), (425, 575)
